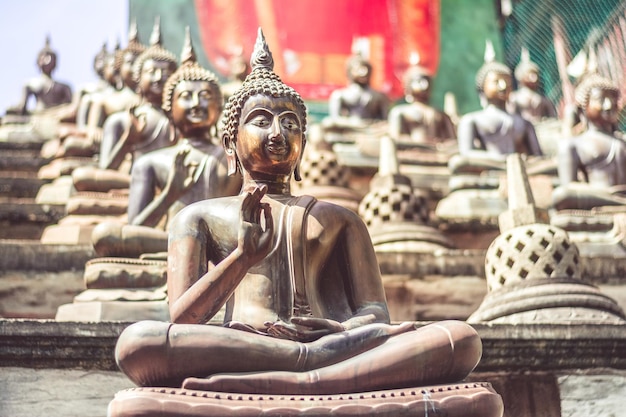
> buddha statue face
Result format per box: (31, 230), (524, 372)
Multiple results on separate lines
(103, 54), (119, 87)
(138, 58), (176, 102)
(37, 51), (57, 76)
(518, 67), (539, 90)
(404, 71), (431, 104)
(120, 51), (141, 89)
(585, 87), (619, 125)
(233, 94), (304, 179)
(347, 58), (372, 87)
(170, 80), (221, 137)
(482, 70), (512, 104)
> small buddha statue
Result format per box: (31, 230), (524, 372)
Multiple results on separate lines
(508, 47), (557, 124)
(435, 43), (547, 226)
(328, 52), (389, 122)
(92, 27), (242, 259)
(388, 53), (456, 148)
(108, 29), (503, 417)
(552, 73), (626, 211)
(454, 46), (543, 174)
(6, 36), (72, 116)
(220, 47), (250, 102)
(320, 51), (391, 150)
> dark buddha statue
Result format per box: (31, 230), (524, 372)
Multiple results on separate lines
(388, 54), (456, 147)
(552, 73), (626, 211)
(508, 48), (557, 124)
(452, 50), (543, 175)
(7, 36), (72, 115)
(92, 27), (241, 258)
(220, 47), (250, 102)
(326, 52), (390, 123)
(109, 30), (495, 413)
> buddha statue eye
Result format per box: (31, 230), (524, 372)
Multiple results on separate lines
(281, 116), (300, 130)
(250, 115), (271, 127)
(198, 90), (212, 101)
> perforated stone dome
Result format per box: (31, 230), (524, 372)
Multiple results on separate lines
(358, 183), (430, 228)
(485, 224), (581, 291)
(297, 148), (350, 189)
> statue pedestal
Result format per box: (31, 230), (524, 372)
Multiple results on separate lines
(108, 382), (504, 417)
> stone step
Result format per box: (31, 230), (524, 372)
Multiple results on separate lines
(0, 197), (65, 239)
(0, 239), (94, 271)
(0, 176), (51, 198)
(0, 150), (49, 174)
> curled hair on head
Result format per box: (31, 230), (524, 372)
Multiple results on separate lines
(161, 28), (222, 117)
(131, 17), (177, 85)
(574, 73), (620, 108)
(514, 61), (540, 82)
(345, 53), (372, 79)
(131, 46), (178, 86)
(475, 61), (512, 92)
(220, 28), (307, 150)
(38, 36), (57, 61)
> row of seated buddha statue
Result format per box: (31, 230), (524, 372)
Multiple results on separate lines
(56, 25), (242, 321)
(314, 39), (626, 256)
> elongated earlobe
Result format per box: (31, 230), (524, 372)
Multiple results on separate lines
(222, 134), (238, 176)
(294, 139), (306, 181)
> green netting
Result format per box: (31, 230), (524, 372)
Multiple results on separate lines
(502, 0), (626, 129)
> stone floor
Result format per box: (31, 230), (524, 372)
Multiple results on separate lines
(1, 367), (132, 417)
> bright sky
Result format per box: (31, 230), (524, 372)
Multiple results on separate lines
(0, 0), (128, 114)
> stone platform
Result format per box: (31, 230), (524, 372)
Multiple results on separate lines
(1, 320), (625, 417)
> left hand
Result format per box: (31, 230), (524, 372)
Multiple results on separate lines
(264, 317), (345, 342)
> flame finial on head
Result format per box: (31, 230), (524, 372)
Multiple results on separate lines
(180, 26), (197, 66)
(149, 16), (162, 46)
(250, 28), (274, 71)
(484, 39), (496, 63)
(129, 18), (139, 43)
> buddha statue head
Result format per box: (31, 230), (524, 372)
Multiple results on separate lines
(131, 17), (178, 104)
(162, 27), (223, 138)
(93, 42), (109, 80)
(221, 28), (308, 180)
(574, 73), (620, 130)
(346, 53), (372, 87)
(475, 40), (512, 107)
(103, 41), (122, 89)
(402, 52), (432, 104)
(514, 47), (541, 91)
(228, 47), (250, 83)
(37, 36), (58, 76)
(118, 19), (147, 91)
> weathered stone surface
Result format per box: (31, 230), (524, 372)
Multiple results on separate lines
(0, 270), (83, 319)
(0, 240), (94, 271)
(0, 367), (132, 417)
(558, 370), (626, 417)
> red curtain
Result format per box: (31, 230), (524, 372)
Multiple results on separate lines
(194, 0), (440, 100)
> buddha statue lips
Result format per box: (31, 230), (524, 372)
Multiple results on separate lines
(265, 137), (288, 156)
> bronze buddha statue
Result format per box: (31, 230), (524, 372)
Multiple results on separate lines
(107, 30), (502, 417)
(552, 73), (626, 211)
(388, 54), (456, 147)
(508, 48), (557, 124)
(7, 36), (72, 116)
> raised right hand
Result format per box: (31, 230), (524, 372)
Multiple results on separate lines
(239, 185), (273, 266)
